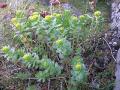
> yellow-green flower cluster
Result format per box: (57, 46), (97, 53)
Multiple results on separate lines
(94, 11), (101, 17)
(79, 15), (86, 21)
(29, 12), (39, 21)
(56, 39), (64, 46)
(53, 13), (62, 18)
(75, 63), (82, 71)
(71, 56), (87, 83)
(11, 18), (21, 29)
(23, 53), (32, 61)
(71, 56), (84, 71)
(1, 46), (10, 53)
(71, 16), (78, 21)
(44, 15), (53, 22)
(11, 18), (17, 23)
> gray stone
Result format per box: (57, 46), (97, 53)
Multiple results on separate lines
(112, 1), (120, 90)
(114, 49), (120, 90)
(111, 2), (120, 31)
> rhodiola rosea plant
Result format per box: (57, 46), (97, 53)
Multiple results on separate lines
(1, 6), (104, 89)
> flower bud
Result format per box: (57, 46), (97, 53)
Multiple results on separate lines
(1, 46), (10, 53)
(23, 53), (32, 61)
(94, 11), (101, 17)
(75, 63), (82, 71)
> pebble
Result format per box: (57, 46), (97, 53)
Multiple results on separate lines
(113, 42), (117, 46)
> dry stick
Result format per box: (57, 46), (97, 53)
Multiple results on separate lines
(60, 81), (63, 90)
(28, 78), (30, 88)
(88, 60), (95, 72)
(48, 79), (50, 90)
(103, 37), (117, 62)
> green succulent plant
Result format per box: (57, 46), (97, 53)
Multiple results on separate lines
(2, 7), (104, 89)
(70, 56), (87, 89)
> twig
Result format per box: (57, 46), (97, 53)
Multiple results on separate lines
(28, 78), (30, 88)
(11, 68), (22, 73)
(48, 79), (50, 90)
(103, 37), (117, 62)
(13, 77), (38, 80)
(88, 59), (95, 73)
(60, 81), (63, 90)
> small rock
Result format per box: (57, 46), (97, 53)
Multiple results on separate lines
(109, 42), (112, 45)
(113, 42), (117, 46)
